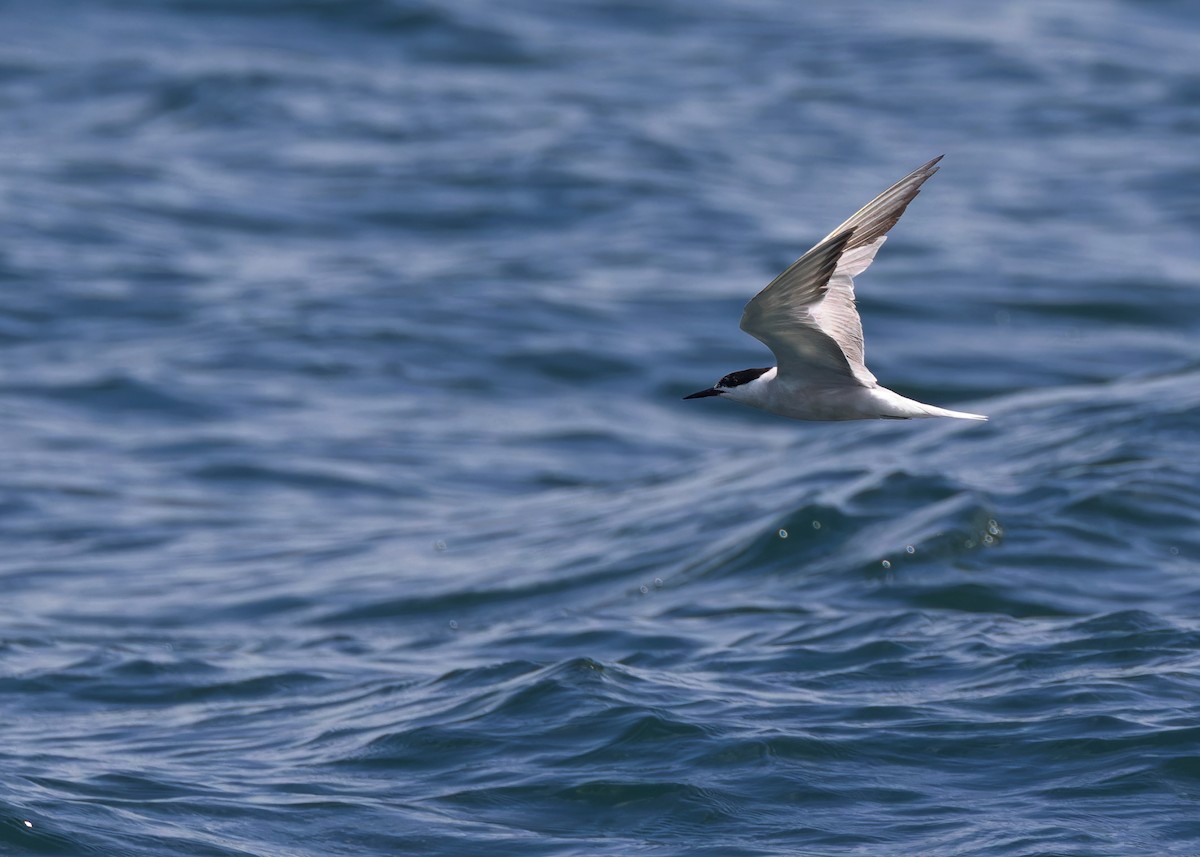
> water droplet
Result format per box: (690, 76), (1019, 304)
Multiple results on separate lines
(433, 540), (447, 552)
(982, 534), (994, 546)
(778, 529), (788, 539)
(653, 577), (663, 588)
(905, 545), (915, 554)
(881, 560), (891, 569)
(812, 521), (822, 530)
(23, 820), (32, 829)
(1169, 547), (1180, 556)
(639, 584), (649, 594)
(448, 620), (458, 630)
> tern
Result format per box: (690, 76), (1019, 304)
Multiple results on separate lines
(685, 156), (986, 421)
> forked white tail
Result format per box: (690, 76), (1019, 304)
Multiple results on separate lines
(915, 403), (988, 421)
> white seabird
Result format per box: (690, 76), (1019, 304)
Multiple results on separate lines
(685, 156), (986, 422)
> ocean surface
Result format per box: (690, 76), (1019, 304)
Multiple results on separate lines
(2, 1), (1199, 854)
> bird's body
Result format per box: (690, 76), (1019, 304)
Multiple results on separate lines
(685, 156), (986, 422)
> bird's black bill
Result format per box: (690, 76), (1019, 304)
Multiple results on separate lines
(683, 388), (722, 400)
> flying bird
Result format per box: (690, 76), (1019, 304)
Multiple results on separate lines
(685, 156), (986, 421)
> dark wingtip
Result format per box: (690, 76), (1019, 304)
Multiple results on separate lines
(914, 155), (944, 181)
(836, 155), (946, 251)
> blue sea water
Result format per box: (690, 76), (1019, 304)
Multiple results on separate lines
(2, 0), (1200, 854)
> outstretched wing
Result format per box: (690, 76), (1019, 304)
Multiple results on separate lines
(739, 156), (943, 387)
(739, 229), (860, 384)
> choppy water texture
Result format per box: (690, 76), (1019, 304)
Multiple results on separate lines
(3, 1), (1200, 854)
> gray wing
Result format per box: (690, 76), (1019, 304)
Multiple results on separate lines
(819, 155), (943, 251)
(739, 230), (861, 384)
(739, 156), (943, 387)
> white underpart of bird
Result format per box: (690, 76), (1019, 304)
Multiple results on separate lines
(684, 155), (987, 422)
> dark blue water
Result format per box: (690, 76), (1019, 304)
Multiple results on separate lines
(3, 1), (1200, 854)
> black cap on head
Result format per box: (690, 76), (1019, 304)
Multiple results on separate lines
(684, 367), (770, 400)
(719, 367), (771, 388)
